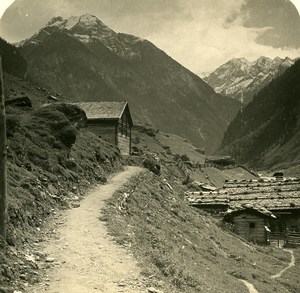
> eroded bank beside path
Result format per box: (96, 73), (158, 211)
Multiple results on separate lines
(27, 166), (147, 293)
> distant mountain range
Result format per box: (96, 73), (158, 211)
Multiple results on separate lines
(19, 14), (240, 153)
(220, 59), (300, 170)
(204, 57), (295, 104)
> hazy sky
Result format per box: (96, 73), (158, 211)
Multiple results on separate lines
(0, 0), (14, 18)
(1, 0), (299, 17)
(1, 0), (300, 74)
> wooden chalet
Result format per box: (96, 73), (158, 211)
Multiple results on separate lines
(186, 177), (300, 244)
(224, 207), (275, 244)
(74, 101), (133, 155)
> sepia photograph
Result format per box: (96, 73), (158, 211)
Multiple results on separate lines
(0, 0), (300, 292)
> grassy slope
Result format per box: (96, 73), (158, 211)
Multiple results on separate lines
(103, 169), (299, 292)
(131, 124), (257, 188)
(132, 125), (205, 164)
(0, 74), (124, 290)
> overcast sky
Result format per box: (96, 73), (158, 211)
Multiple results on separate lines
(1, 0), (300, 74)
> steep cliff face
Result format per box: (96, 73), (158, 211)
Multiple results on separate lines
(204, 56), (295, 104)
(220, 60), (300, 169)
(20, 14), (240, 153)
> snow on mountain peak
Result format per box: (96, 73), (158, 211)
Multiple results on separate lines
(23, 14), (144, 61)
(78, 14), (100, 27)
(204, 56), (295, 104)
(46, 14), (111, 34)
(64, 16), (80, 30)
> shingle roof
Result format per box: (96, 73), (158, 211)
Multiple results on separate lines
(72, 101), (129, 120)
(186, 178), (300, 211)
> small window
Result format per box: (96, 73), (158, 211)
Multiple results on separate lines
(249, 222), (255, 228)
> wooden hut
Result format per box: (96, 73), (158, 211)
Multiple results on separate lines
(73, 101), (133, 155)
(224, 207), (276, 244)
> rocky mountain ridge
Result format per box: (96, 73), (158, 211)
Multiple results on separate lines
(22, 14), (144, 62)
(19, 14), (240, 153)
(220, 59), (300, 171)
(204, 56), (295, 103)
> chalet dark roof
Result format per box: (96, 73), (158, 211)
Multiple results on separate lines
(186, 178), (300, 212)
(73, 101), (133, 125)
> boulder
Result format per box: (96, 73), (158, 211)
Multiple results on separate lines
(143, 154), (161, 175)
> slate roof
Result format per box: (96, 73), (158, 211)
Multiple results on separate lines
(73, 101), (132, 125)
(186, 178), (300, 212)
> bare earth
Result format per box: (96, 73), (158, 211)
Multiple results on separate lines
(239, 280), (259, 293)
(28, 166), (146, 293)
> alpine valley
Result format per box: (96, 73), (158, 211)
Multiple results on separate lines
(220, 60), (300, 174)
(19, 14), (240, 153)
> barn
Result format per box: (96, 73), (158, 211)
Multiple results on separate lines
(224, 207), (276, 244)
(73, 101), (133, 155)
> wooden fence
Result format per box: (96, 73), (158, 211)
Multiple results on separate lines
(270, 231), (300, 247)
(270, 232), (286, 247)
(286, 232), (300, 246)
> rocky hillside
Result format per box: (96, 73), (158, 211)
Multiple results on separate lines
(19, 14), (240, 153)
(204, 56), (294, 103)
(220, 60), (300, 171)
(0, 69), (127, 289)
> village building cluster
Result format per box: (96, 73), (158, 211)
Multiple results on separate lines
(186, 176), (300, 246)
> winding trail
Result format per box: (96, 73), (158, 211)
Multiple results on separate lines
(270, 249), (295, 279)
(240, 248), (296, 293)
(28, 166), (146, 293)
(239, 280), (259, 293)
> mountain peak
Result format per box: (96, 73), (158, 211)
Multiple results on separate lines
(22, 14), (144, 59)
(46, 14), (113, 34)
(228, 57), (250, 65)
(253, 56), (272, 66)
(204, 56), (295, 104)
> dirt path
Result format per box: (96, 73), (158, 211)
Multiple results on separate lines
(28, 166), (147, 293)
(270, 249), (295, 279)
(239, 280), (259, 293)
(239, 248), (296, 293)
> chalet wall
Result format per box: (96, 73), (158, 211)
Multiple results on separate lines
(118, 134), (130, 155)
(233, 214), (267, 243)
(117, 110), (131, 155)
(85, 110), (132, 155)
(86, 122), (117, 145)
